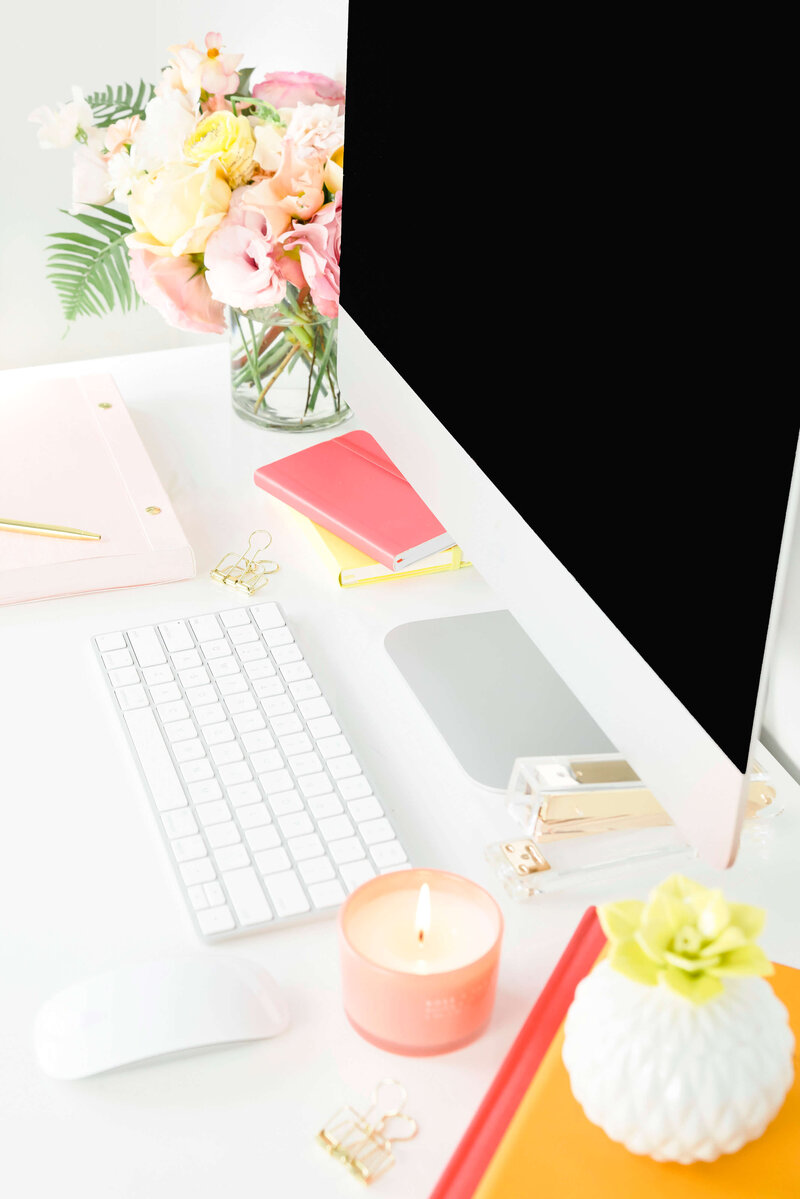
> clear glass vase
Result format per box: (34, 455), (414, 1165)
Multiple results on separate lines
(227, 288), (350, 432)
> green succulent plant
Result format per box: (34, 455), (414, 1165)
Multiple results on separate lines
(598, 874), (774, 1003)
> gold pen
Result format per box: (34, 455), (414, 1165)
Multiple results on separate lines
(0, 518), (101, 541)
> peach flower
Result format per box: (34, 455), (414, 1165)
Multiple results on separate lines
(167, 32), (242, 100)
(129, 248), (225, 334)
(243, 139), (325, 236)
(279, 191), (341, 318)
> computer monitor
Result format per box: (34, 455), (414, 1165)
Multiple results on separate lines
(338, 12), (800, 869)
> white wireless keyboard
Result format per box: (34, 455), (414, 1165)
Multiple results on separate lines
(94, 602), (411, 940)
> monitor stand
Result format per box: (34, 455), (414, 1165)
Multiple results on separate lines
(384, 609), (616, 791)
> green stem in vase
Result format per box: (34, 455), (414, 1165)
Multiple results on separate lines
(253, 342), (303, 412)
(305, 325), (336, 415)
(231, 310), (261, 392)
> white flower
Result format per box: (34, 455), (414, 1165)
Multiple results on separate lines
(29, 86), (94, 149)
(284, 103), (344, 160)
(70, 128), (113, 211)
(107, 149), (139, 202)
(129, 91), (196, 174)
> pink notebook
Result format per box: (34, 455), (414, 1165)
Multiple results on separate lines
(0, 374), (195, 605)
(254, 430), (455, 571)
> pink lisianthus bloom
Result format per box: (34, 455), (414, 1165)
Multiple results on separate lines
(244, 139), (325, 236)
(204, 198), (288, 312)
(253, 71), (345, 112)
(279, 191), (341, 318)
(129, 248), (226, 334)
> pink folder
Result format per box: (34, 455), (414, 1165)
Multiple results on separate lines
(0, 374), (195, 605)
(254, 430), (455, 571)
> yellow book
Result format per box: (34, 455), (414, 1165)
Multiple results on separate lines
(299, 515), (470, 587)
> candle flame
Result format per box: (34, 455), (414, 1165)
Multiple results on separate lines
(415, 883), (431, 944)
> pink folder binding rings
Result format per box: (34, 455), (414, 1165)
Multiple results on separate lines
(254, 430), (455, 572)
(0, 374), (195, 605)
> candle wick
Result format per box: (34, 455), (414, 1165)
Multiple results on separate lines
(418, 930), (424, 944)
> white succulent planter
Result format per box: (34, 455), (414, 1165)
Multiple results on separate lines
(562, 960), (794, 1164)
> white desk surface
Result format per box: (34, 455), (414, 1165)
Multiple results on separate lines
(2, 345), (799, 1199)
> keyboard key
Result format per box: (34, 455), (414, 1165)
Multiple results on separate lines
(317, 735), (351, 761)
(188, 779), (223, 803)
(128, 626), (166, 668)
(190, 614), (222, 642)
(318, 815), (355, 842)
(254, 677), (284, 698)
(195, 703), (226, 726)
(96, 632), (126, 652)
(158, 620), (194, 653)
(270, 713), (302, 736)
(164, 719), (198, 743)
(157, 699), (189, 724)
(289, 679), (321, 700)
(264, 871), (310, 917)
(338, 775), (373, 801)
(203, 639), (232, 661)
(268, 789), (303, 815)
(179, 666), (210, 688)
(204, 881), (226, 907)
(238, 803), (271, 831)
(209, 656), (240, 678)
(187, 884), (208, 910)
(330, 837), (366, 864)
(241, 728), (273, 752)
(263, 627), (293, 648)
(197, 905), (235, 935)
(280, 732), (312, 756)
(306, 715), (340, 739)
(171, 649), (201, 670)
(162, 809), (198, 839)
(348, 796), (383, 822)
(299, 857), (335, 884)
(124, 708), (187, 811)
(149, 681), (181, 704)
(185, 684), (217, 707)
(297, 696), (330, 719)
(116, 684), (148, 712)
(272, 644), (303, 665)
(212, 844), (249, 871)
(220, 608), (250, 627)
(108, 665), (139, 687)
(103, 649), (133, 670)
(308, 880), (346, 909)
(255, 847), (291, 875)
(217, 673), (248, 696)
(279, 812), (313, 838)
(222, 867), (272, 925)
(360, 818), (395, 845)
(280, 661), (312, 682)
(180, 759), (214, 783)
(251, 749), (283, 774)
(261, 696), (294, 717)
(195, 800), (231, 827)
(369, 839), (408, 867)
(246, 823), (280, 850)
(234, 711), (266, 734)
(307, 794), (343, 819)
(287, 833), (324, 861)
(173, 738), (205, 763)
(340, 860), (377, 891)
(203, 721), (235, 746)
(172, 835), (207, 862)
(180, 859), (216, 885)
(246, 659), (277, 680)
(207, 821), (241, 848)
(287, 751), (322, 777)
(259, 769), (293, 795)
(228, 624), (258, 645)
(328, 755), (361, 780)
(143, 664), (174, 686)
(228, 782), (262, 808)
(237, 642), (267, 663)
(225, 692), (257, 715)
(219, 761), (252, 786)
(250, 602), (284, 630)
(299, 773), (334, 799)
(210, 741), (243, 766)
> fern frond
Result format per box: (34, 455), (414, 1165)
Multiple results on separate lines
(47, 206), (138, 322)
(85, 81), (154, 128)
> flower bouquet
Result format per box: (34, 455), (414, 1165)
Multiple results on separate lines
(30, 34), (347, 431)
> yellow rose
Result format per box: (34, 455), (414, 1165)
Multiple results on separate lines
(128, 160), (231, 257)
(184, 112), (255, 189)
(324, 144), (343, 194)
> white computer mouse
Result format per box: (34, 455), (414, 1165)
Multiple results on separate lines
(33, 954), (289, 1079)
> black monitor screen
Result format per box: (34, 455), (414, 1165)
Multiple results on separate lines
(340, 9), (798, 773)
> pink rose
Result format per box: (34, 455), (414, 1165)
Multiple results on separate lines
(253, 71), (345, 112)
(204, 200), (287, 312)
(243, 139), (326, 236)
(279, 191), (341, 318)
(129, 248), (225, 334)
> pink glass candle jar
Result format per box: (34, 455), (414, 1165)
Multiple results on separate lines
(338, 869), (504, 1056)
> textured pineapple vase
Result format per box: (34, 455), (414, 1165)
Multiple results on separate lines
(562, 961), (795, 1164)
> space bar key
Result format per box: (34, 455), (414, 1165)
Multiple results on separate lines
(124, 708), (187, 812)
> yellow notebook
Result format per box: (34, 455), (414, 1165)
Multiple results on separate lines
(299, 515), (470, 587)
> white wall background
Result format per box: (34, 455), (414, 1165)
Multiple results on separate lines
(2, 1), (348, 369)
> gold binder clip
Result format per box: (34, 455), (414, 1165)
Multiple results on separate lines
(316, 1079), (418, 1185)
(210, 530), (279, 596)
